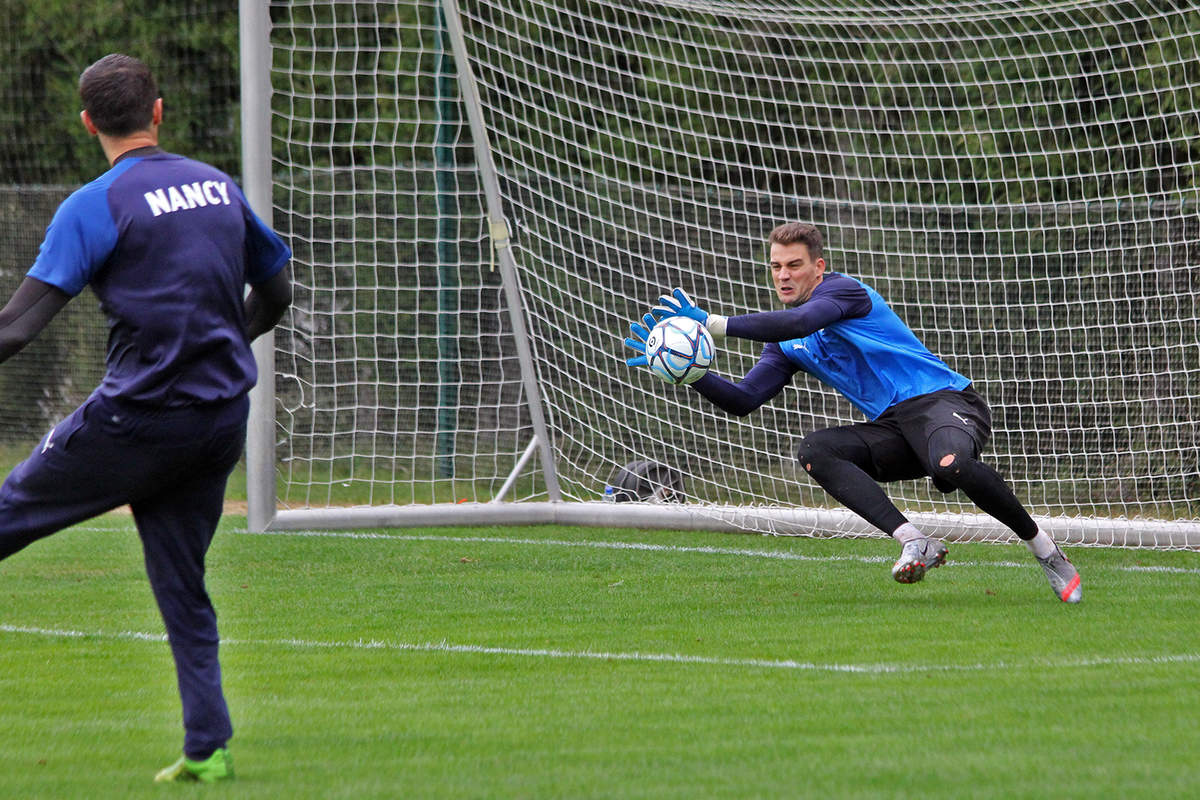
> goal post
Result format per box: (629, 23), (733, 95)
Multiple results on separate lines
(247, 0), (1200, 548)
(240, 0), (280, 533)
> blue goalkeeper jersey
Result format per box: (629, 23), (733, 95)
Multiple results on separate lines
(777, 276), (969, 419)
(28, 148), (290, 406)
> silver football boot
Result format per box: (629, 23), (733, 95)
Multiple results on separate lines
(1037, 544), (1082, 603)
(891, 537), (948, 584)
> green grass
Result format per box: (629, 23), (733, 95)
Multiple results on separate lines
(2, 516), (1199, 798)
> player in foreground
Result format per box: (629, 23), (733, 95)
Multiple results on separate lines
(0, 54), (292, 780)
(625, 222), (1081, 603)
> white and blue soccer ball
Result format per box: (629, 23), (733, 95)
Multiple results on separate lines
(645, 316), (714, 385)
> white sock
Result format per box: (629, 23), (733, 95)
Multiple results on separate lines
(1024, 529), (1057, 559)
(892, 522), (924, 544)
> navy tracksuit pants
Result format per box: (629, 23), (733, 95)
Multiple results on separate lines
(0, 391), (248, 759)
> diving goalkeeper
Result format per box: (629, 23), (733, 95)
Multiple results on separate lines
(625, 222), (1081, 603)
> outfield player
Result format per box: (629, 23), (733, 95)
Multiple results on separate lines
(0, 54), (292, 781)
(625, 222), (1081, 603)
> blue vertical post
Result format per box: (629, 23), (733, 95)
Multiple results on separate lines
(435, 6), (459, 479)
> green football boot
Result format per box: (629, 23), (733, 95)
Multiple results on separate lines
(154, 747), (234, 783)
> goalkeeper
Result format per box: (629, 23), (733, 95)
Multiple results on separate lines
(625, 222), (1081, 603)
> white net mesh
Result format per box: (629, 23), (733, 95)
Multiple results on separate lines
(263, 0), (1200, 546)
(268, 1), (541, 507)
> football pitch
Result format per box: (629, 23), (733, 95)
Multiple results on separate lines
(1, 515), (1198, 799)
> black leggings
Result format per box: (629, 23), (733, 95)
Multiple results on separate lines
(796, 423), (1038, 539)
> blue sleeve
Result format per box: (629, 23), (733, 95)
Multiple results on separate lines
(234, 184), (290, 284)
(725, 275), (871, 342)
(689, 342), (796, 416)
(27, 183), (119, 296)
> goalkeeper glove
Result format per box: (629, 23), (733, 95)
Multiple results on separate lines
(623, 311), (657, 367)
(651, 287), (727, 338)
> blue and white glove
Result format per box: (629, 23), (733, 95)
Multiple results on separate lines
(651, 288), (727, 338)
(623, 311), (657, 367)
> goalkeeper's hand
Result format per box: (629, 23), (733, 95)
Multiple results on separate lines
(623, 311), (657, 367)
(651, 287), (727, 338)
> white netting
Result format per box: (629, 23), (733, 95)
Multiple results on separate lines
(263, 0), (1200, 546)
(268, 1), (541, 507)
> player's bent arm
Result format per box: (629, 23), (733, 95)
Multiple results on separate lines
(0, 277), (72, 364)
(652, 287), (857, 345)
(708, 277), (871, 342)
(244, 266), (293, 341)
(723, 297), (851, 342)
(689, 348), (794, 416)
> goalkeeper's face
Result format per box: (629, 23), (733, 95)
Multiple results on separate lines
(769, 242), (826, 306)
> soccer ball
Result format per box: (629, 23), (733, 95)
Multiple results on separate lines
(644, 316), (714, 385)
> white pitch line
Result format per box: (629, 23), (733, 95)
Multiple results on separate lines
(4, 623), (1200, 675)
(55, 523), (1200, 575)
(232, 528), (1200, 576)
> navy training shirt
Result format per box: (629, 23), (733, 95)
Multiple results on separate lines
(28, 149), (290, 406)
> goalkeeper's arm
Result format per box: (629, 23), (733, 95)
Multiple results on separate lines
(657, 284), (869, 343)
(624, 306), (794, 416)
(688, 344), (795, 416)
(714, 298), (852, 341)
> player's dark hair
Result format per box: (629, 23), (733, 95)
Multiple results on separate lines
(79, 54), (158, 137)
(767, 222), (824, 259)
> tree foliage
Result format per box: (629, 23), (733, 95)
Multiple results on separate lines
(0, 0), (239, 184)
(0, 0), (239, 442)
(473, 1), (1200, 207)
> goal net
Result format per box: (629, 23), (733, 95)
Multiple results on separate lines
(253, 0), (1200, 547)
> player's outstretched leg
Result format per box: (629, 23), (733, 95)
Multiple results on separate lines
(154, 748), (234, 783)
(1036, 542), (1082, 603)
(891, 531), (948, 584)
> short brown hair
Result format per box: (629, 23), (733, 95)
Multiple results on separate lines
(767, 222), (823, 259)
(79, 54), (158, 136)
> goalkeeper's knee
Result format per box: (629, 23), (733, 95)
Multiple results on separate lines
(928, 451), (966, 490)
(795, 429), (854, 481)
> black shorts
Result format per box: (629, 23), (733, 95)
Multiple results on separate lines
(800, 386), (993, 485)
(876, 385), (992, 451)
